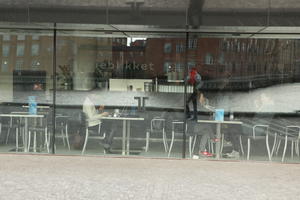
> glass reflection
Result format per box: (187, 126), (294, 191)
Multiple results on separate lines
(0, 26), (299, 163)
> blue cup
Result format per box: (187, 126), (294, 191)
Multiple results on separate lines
(28, 96), (37, 115)
(215, 109), (224, 121)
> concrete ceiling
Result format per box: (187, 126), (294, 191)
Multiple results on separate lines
(0, 0), (299, 27)
(0, 0), (300, 10)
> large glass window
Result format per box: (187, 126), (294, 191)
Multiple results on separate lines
(0, 22), (300, 163)
(53, 30), (186, 158)
(0, 28), (53, 155)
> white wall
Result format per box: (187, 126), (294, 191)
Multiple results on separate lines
(0, 73), (13, 102)
(109, 79), (152, 92)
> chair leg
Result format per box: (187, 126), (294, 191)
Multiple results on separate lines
(5, 127), (11, 144)
(168, 131), (175, 158)
(291, 141), (294, 159)
(282, 135), (288, 162)
(162, 129), (168, 152)
(21, 127), (25, 147)
(65, 124), (70, 150)
(295, 140), (299, 157)
(28, 131), (31, 152)
(0, 123), (2, 137)
(81, 128), (89, 154)
(270, 134), (277, 158)
(145, 131), (150, 152)
(188, 136), (192, 158)
(208, 138), (211, 153)
(192, 135), (197, 154)
(239, 135), (244, 155)
(61, 127), (66, 146)
(265, 133), (272, 161)
(15, 128), (19, 152)
(45, 128), (50, 153)
(33, 131), (37, 153)
(276, 139), (281, 156)
(247, 138), (250, 160)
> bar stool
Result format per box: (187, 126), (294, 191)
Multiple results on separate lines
(56, 116), (70, 150)
(5, 117), (24, 151)
(82, 113), (105, 155)
(28, 117), (49, 153)
(168, 120), (196, 158)
(145, 117), (168, 152)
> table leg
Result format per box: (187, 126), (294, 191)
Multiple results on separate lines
(122, 120), (126, 155)
(126, 121), (131, 155)
(215, 123), (221, 159)
(24, 118), (28, 153)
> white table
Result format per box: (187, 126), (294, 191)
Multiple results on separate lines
(0, 113), (45, 152)
(197, 120), (243, 159)
(101, 116), (144, 155)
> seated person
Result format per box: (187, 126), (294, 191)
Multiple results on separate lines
(191, 120), (215, 157)
(83, 96), (115, 153)
(223, 124), (243, 158)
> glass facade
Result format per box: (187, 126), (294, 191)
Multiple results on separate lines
(0, 0), (300, 163)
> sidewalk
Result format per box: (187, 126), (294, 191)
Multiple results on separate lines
(0, 154), (299, 200)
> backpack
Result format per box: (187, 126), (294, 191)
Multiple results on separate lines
(188, 70), (202, 90)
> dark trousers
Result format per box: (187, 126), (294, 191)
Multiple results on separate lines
(227, 132), (240, 152)
(102, 122), (116, 149)
(224, 124), (243, 152)
(186, 90), (198, 118)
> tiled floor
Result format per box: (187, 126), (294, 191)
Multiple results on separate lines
(0, 154), (300, 200)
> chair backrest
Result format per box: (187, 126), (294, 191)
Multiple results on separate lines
(172, 120), (185, 134)
(151, 117), (165, 131)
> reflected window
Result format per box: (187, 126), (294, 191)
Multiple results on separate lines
(205, 53), (214, 65)
(241, 42), (244, 52)
(16, 44), (25, 57)
(2, 44), (10, 57)
(32, 35), (39, 40)
(31, 44), (39, 56)
(15, 59), (23, 70)
(232, 62), (236, 72)
(164, 43), (172, 53)
(31, 60), (40, 70)
(175, 63), (183, 72)
(237, 42), (241, 52)
(17, 35), (25, 40)
(188, 61), (196, 70)
(1, 60), (8, 72)
(226, 41), (230, 51)
(3, 35), (10, 41)
(176, 44), (184, 53)
(219, 53), (225, 65)
(164, 61), (172, 73)
(188, 39), (197, 49)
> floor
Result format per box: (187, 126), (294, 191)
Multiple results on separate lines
(0, 154), (299, 200)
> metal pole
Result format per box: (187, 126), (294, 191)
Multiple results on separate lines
(182, 30), (189, 159)
(52, 23), (57, 154)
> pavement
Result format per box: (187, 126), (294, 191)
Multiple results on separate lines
(0, 154), (299, 200)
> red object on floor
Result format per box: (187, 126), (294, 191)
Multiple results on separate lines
(200, 151), (214, 157)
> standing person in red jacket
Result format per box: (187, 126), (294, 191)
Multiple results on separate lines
(186, 67), (203, 120)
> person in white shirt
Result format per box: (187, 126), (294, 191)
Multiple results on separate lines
(83, 96), (115, 153)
